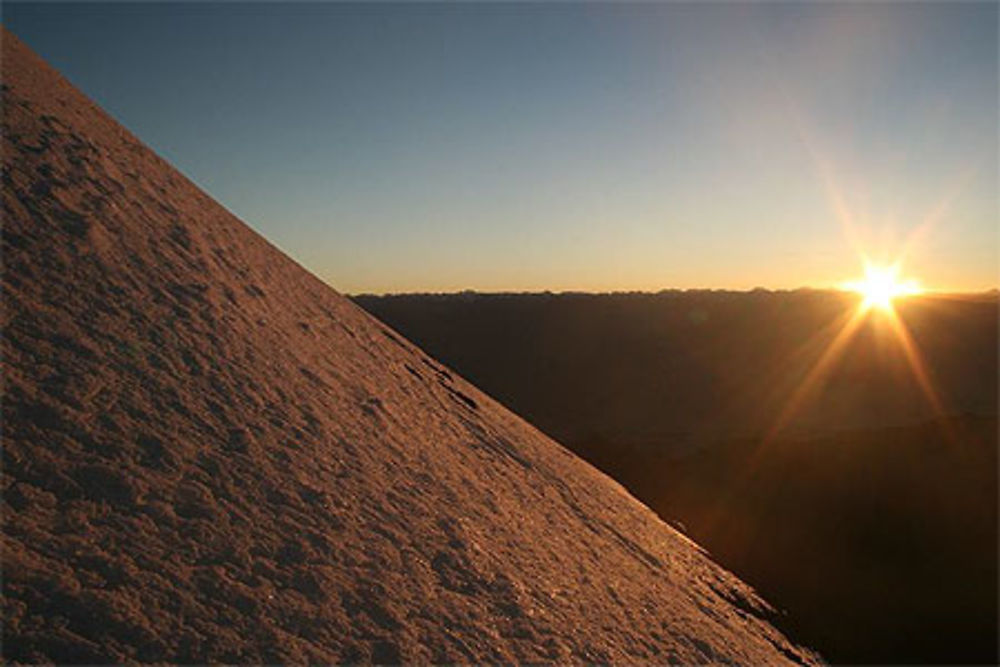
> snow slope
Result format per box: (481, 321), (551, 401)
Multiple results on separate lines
(1, 28), (816, 664)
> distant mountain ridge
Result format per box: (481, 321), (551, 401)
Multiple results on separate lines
(1, 28), (814, 663)
(355, 289), (998, 447)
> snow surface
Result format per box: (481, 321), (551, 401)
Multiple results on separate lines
(1, 28), (817, 664)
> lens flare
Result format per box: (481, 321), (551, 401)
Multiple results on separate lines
(739, 257), (947, 486)
(842, 263), (922, 312)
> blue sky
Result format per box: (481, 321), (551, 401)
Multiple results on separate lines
(5, 2), (997, 293)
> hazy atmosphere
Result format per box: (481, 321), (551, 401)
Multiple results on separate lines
(6, 1), (997, 293)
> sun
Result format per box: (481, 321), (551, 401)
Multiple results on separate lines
(843, 263), (922, 312)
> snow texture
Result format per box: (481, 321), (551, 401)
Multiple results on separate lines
(2, 29), (818, 664)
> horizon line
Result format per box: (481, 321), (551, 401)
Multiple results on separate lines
(348, 286), (1000, 299)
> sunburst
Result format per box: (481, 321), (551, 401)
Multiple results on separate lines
(842, 262), (922, 313)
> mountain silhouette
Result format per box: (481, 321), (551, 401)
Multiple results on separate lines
(1, 29), (815, 664)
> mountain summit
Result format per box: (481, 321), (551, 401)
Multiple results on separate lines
(1, 29), (815, 664)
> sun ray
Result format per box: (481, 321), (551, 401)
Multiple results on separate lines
(698, 298), (868, 536)
(753, 298), (862, 410)
(779, 88), (867, 261)
(763, 305), (868, 443)
(883, 307), (946, 416)
(897, 166), (978, 269)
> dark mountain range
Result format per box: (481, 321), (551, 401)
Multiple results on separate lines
(356, 289), (998, 664)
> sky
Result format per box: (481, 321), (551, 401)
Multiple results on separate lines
(5, 2), (997, 293)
